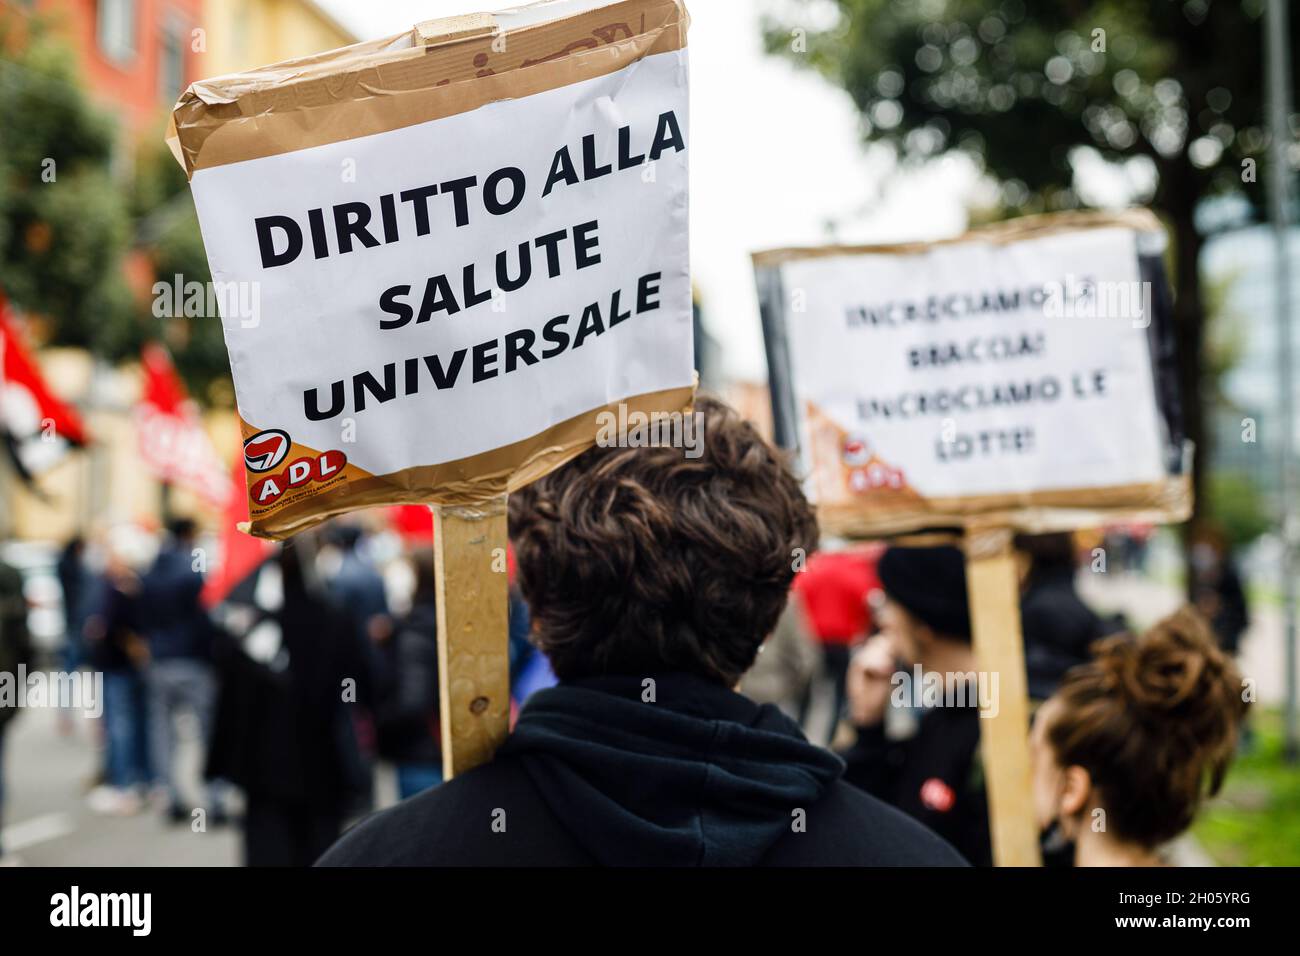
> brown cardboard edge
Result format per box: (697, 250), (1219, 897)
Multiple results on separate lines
(750, 209), (1165, 267)
(243, 382), (697, 540)
(812, 474), (1192, 540)
(172, 0), (688, 179)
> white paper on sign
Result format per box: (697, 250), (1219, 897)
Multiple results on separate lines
(779, 227), (1167, 503)
(190, 48), (693, 483)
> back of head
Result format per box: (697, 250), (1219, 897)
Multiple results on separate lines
(1045, 607), (1248, 848)
(508, 396), (818, 686)
(1014, 531), (1077, 575)
(167, 517), (197, 543)
(409, 547), (438, 604)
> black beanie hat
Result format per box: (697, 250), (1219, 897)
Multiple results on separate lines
(877, 545), (972, 640)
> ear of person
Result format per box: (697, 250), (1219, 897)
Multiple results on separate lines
(1060, 765), (1093, 833)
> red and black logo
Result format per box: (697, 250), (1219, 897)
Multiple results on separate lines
(244, 429), (291, 473)
(250, 449), (348, 507)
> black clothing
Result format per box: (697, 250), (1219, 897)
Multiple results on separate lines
(244, 798), (344, 868)
(374, 601), (440, 766)
(87, 577), (139, 673)
(137, 545), (212, 662)
(206, 558), (370, 866)
(841, 707), (990, 867)
(1020, 567), (1118, 700)
(878, 546), (971, 638)
(1194, 559), (1249, 655)
(0, 560), (32, 729)
(319, 673), (966, 867)
(820, 643), (851, 745)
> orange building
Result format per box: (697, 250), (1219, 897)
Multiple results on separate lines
(5, 0), (204, 142)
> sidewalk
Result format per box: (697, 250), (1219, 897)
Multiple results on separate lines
(1, 705), (238, 866)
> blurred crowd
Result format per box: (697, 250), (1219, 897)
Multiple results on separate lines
(0, 510), (540, 865)
(0, 458), (1255, 868)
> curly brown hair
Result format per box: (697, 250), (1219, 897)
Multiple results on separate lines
(1045, 607), (1249, 848)
(508, 395), (819, 685)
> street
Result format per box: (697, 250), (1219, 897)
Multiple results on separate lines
(1, 705), (237, 866)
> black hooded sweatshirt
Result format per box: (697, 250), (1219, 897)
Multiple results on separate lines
(317, 673), (966, 866)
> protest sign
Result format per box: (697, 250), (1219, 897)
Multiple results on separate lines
(170, 0), (694, 542)
(757, 210), (1188, 866)
(171, 0), (694, 777)
(755, 209), (1188, 538)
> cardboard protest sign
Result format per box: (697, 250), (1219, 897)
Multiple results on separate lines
(170, 0), (694, 540)
(757, 210), (1189, 867)
(755, 210), (1190, 539)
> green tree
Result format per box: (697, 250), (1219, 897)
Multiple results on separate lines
(1208, 472), (1272, 548)
(1, 19), (230, 404)
(0, 21), (135, 353)
(764, 0), (1296, 547)
(133, 135), (232, 404)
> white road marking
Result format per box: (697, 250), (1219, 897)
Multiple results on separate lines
(1, 812), (76, 852)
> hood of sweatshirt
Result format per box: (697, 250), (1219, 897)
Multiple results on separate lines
(497, 672), (843, 866)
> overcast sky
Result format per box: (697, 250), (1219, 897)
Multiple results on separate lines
(314, 0), (982, 380)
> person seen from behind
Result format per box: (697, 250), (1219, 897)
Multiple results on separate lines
(1030, 607), (1248, 866)
(0, 555), (33, 864)
(138, 517), (225, 824)
(374, 548), (442, 798)
(319, 396), (965, 867)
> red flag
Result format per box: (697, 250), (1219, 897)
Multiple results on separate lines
(0, 291), (89, 478)
(203, 457), (274, 608)
(135, 342), (230, 508)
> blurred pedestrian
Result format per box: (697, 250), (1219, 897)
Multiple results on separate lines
(327, 523), (390, 806)
(1189, 522), (1250, 657)
(374, 548), (442, 798)
(207, 540), (371, 866)
(1030, 607), (1248, 866)
(329, 524), (392, 646)
(56, 535), (92, 668)
(0, 554), (33, 863)
(319, 397), (964, 867)
(83, 548), (152, 816)
(793, 548), (879, 742)
(55, 535), (93, 734)
(840, 545), (990, 865)
(1016, 532), (1123, 700)
(137, 517), (224, 823)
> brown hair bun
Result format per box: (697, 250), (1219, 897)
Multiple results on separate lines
(1047, 607), (1248, 848)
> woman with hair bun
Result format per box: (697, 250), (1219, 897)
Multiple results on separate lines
(1029, 607), (1249, 866)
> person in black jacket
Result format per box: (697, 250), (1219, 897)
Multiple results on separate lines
(373, 548), (442, 798)
(318, 397), (965, 867)
(208, 540), (371, 866)
(1015, 532), (1121, 701)
(0, 556), (33, 862)
(138, 517), (224, 822)
(839, 545), (991, 866)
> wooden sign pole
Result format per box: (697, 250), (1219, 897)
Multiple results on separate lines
(432, 494), (511, 780)
(963, 525), (1041, 867)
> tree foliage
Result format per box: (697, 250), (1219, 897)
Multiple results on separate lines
(0, 19), (230, 403)
(0, 24), (135, 352)
(763, 0), (1298, 543)
(762, 0), (1285, 216)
